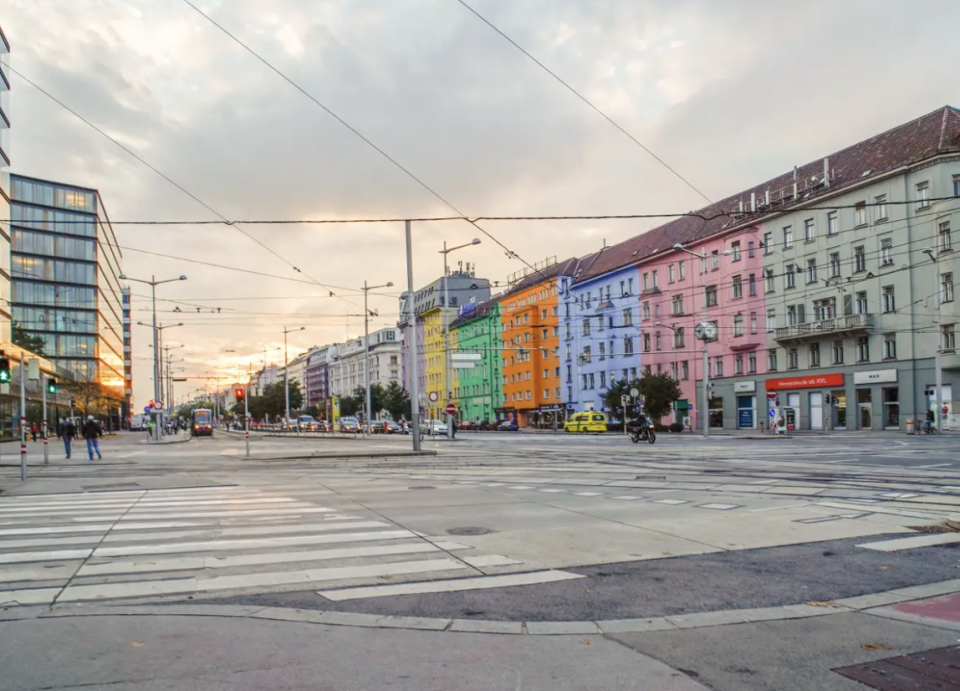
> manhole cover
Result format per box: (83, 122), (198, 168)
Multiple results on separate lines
(446, 526), (493, 536)
(408, 486), (436, 491)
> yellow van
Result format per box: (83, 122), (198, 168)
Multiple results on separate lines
(563, 412), (608, 433)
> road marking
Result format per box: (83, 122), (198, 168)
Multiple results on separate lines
(74, 507), (336, 522)
(697, 503), (739, 511)
(918, 463), (953, 469)
(0, 587), (63, 606)
(100, 520), (390, 544)
(573, 492), (603, 497)
(858, 533), (960, 552)
(612, 495), (640, 500)
(318, 569), (584, 601)
(653, 499), (689, 505)
(0, 548), (93, 565)
(538, 489), (565, 494)
(461, 554), (523, 568)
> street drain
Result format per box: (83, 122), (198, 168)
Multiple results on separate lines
(408, 486), (437, 491)
(446, 527), (494, 536)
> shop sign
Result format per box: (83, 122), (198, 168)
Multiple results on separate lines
(853, 369), (898, 385)
(766, 374), (844, 391)
(734, 381), (756, 393)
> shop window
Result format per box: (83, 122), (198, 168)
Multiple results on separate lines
(883, 388), (900, 428)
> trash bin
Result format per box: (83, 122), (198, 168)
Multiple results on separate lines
(906, 419), (915, 435)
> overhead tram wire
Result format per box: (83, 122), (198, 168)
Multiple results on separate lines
(0, 60), (359, 309)
(453, 0), (713, 206)
(179, 0), (555, 286)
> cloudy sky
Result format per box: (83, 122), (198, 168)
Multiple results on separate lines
(3, 0), (959, 406)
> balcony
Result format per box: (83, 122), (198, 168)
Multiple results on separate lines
(775, 313), (872, 344)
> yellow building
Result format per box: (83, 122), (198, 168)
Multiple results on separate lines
(422, 307), (447, 420)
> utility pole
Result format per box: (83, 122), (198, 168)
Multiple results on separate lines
(42, 375), (49, 465)
(439, 238), (481, 440)
(363, 279), (394, 435)
(405, 221), (422, 452)
(282, 326), (304, 429)
(923, 247), (944, 433)
(19, 357), (27, 481)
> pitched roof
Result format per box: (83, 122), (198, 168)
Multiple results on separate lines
(498, 256), (582, 299)
(574, 105), (960, 284)
(450, 297), (498, 329)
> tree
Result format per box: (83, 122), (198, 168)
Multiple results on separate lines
(603, 378), (644, 422)
(383, 381), (411, 421)
(638, 374), (682, 421)
(12, 323), (45, 356)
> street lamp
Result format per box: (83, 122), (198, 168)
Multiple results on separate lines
(282, 326), (305, 427)
(922, 247), (943, 433)
(138, 320), (183, 434)
(656, 322), (682, 405)
(361, 281), (394, 433)
(672, 243), (730, 437)
(439, 238), (481, 439)
(123, 273), (186, 437)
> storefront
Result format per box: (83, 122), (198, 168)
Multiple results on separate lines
(734, 381), (757, 429)
(766, 373), (845, 432)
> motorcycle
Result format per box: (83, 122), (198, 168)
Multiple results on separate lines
(629, 420), (657, 444)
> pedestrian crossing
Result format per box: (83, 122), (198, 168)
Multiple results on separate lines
(0, 485), (537, 606)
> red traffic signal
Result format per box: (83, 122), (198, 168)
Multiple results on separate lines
(235, 388), (245, 401)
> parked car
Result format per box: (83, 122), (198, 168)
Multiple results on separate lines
(338, 417), (360, 432)
(421, 420), (448, 435)
(372, 420), (399, 434)
(498, 420), (520, 432)
(563, 412), (608, 433)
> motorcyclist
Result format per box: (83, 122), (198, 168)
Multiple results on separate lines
(924, 409), (935, 432)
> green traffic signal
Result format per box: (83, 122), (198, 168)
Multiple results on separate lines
(0, 357), (10, 383)
(46, 378), (57, 394)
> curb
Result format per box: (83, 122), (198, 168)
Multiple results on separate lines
(4, 578), (960, 635)
(239, 450), (438, 460)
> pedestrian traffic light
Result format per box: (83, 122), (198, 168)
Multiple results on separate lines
(46, 378), (57, 394)
(235, 388), (245, 402)
(0, 357), (9, 383)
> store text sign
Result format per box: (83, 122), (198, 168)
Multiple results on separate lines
(766, 374), (844, 391)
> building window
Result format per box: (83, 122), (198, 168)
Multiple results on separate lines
(623, 308), (633, 326)
(827, 211), (838, 236)
(940, 221), (952, 252)
(652, 270), (659, 288)
(787, 348), (799, 370)
(748, 273), (756, 296)
(623, 337), (634, 355)
(830, 253), (841, 278)
(954, 174), (960, 198)
(642, 273), (649, 290)
(883, 333), (897, 360)
(643, 333), (651, 352)
(854, 245), (866, 272)
(857, 336), (870, 362)
(699, 255), (706, 274)
(880, 238), (893, 266)
(674, 327), (685, 349)
(855, 202), (867, 227)
(809, 343), (820, 368)
(806, 259), (817, 284)
(767, 349), (778, 372)
(671, 362), (678, 379)
(733, 314), (743, 337)
(628, 277), (634, 294)
(705, 285), (718, 307)
(766, 309), (776, 332)
(678, 261), (686, 280)
(654, 304), (661, 318)
(582, 346), (591, 363)
(711, 250), (720, 270)
(943, 273), (954, 303)
(672, 294), (684, 315)
(582, 319), (590, 336)
(598, 342), (606, 361)
(714, 356), (724, 377)
(735, 354), (744, 375)
(832, 340), (844, 364)
(732, 275), (742, 299)
(785, 266), (796, 289)
(668, 264), (675, 283)
(642, 302), (650, 320)
(654, 331), (662, 350)
(764, 269), (775, 294)
(815, 297), (836, 321)
(856, 291), (868, 315)
(882, 285), (896, 313)
(748, 241), (755, 258)
(763, 232), (773, 255)
(874, 194), (887, 222)
(804, 219), (816, 242)
(587, 374), (594, 390)
(782, 225), (793, 249)
(916, 181), (929, 210)
(598, 371), (606, 388)
(681, 361), (689, 379)
(943, 324), (957, 352)
(731, 241), (741, 261)
(747, 351), (758, 374)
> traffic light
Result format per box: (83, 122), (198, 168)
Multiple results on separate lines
(46, 378), (57, 395)
(0, 356), (9, 383)
(235, 388), (245, 402)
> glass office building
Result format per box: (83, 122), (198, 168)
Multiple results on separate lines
(0, 25), (12, 339)
(10, 175), (125, 398)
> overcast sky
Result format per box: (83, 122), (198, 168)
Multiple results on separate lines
(4, 0), (959, 407)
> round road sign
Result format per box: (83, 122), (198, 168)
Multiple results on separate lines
(446, 403), (457, 415)
(629, 388), (639, 398)
(428, 391), (439, 403)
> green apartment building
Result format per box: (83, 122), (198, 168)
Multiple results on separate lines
(450, 299), (502, 424)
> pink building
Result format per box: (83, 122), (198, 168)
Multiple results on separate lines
(638, 224), (767, 429)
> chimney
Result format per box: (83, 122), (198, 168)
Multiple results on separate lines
(823, 157), (830, 187)
(750, 191), (756, 213)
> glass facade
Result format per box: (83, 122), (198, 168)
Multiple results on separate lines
(10, 175), (125, 397)
(0, 24), (12, 340)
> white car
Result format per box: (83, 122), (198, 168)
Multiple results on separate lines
(421, 420), (448, 435)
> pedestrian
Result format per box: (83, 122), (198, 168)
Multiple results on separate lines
(451, 418), (458, 440)
(30, 423), (37, 442)
(147, 418), (155, 440)
(82, 415), (102, 460)
(62, 418), (76, 459)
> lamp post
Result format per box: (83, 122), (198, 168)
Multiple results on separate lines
(140, 320), (184, 439)
(361, 281), (394, 434)
(282, 326), (305, 428)
(672, 244), (731, 437)
(121, 274), (186, 431)
(404, 221), (422, 452)
(922, 247), (944, 433)
(439, 238), (481, 439)
(656, 321), (682, 422)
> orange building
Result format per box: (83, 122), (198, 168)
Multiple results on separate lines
(499, 258), (579, 428)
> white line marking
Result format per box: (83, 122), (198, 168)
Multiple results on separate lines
(100, 520), (390, 544)
(0, 549), (93, 565)
(461, 554), (523, 568)
(0, 587), (62, 606)
(697, 503), (739, 511)
(319, 569), (584, 601)
(653, 499), (689, 505)
(858, 533), (960, 552)
(75, 507), (335, 522)
(573, 492), (603, 497)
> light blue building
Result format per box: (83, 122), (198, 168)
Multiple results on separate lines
(561, 255), (642, 415)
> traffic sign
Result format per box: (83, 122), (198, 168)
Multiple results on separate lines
(629, 388), (639, 398)
(428, 391), (439, 403)
(446, 403), (457, 415)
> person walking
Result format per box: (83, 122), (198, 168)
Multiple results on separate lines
(61, 418), (76, 459)
(82, 415), (102, 461)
